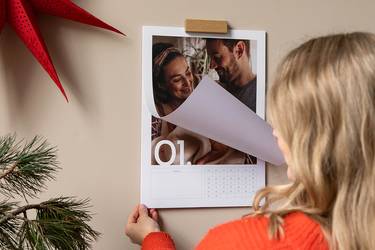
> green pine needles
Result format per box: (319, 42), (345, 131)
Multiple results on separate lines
(0, 135), (99, 249)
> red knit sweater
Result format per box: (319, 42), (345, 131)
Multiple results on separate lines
(142, 212), (329, 250)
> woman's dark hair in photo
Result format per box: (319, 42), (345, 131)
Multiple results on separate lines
(152, 43), (184, 104)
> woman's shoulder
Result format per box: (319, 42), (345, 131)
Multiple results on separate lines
(207, 211), (319, 233)
(195, 212), (328, 250)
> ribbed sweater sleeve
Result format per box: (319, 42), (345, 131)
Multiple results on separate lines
(195, 215), (271, 250)
(142, 232), (176, 250)
(196, 212), (329, 250)
(141, 212), (329, 250)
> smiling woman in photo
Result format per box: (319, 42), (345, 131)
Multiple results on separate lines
(152, 43), (196, 116)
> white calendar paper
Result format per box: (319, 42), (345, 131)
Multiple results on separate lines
(141, 26), (283, 208)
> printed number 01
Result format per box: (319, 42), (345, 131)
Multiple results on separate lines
(154, 140), (185, 166)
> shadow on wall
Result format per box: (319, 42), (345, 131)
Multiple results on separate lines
(38, 16), (97, 113)
(0, 19), (115, 129)
(0, 26), (37, 128)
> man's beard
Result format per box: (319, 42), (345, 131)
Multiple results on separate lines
(216, 67), (230, 83)
(217, 58), (240, 86)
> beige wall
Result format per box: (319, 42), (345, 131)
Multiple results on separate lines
(0, 0), (374, 249)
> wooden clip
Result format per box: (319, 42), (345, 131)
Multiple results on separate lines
(185, 19), (228, 34)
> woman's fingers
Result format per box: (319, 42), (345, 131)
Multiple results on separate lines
(127, 204), (140, 224)
(138, 204), (149, 216)
(127, 204), (158, 225)
(150, 208), (159, 221)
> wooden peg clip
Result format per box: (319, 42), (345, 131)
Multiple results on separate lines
(185, 19), (228, 34)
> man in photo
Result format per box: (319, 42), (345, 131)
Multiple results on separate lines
(206, 38), (257, 164)
(206, 39), (256, 112)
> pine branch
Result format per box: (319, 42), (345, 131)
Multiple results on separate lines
(0, 229), (18, 250)
(0, 135), (59, 199)
(0, 135), (17, 166)
(0, 200), (17, 214)
(0, 163), (17, 180)
(0, 197), (100, 249)
(0, 201), (20, 250)
(0, 203), (43, 225)
(27, 197), (100, 249)
(0, 135), (99, 249)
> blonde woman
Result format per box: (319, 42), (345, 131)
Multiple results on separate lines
(126, 32), (375, 249)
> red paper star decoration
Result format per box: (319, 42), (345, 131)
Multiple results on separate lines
(0, 0), (124, 101)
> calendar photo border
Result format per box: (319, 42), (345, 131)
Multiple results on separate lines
(140, 26), (266, 208)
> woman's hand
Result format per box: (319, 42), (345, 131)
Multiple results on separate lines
(125, 204), (160, 245)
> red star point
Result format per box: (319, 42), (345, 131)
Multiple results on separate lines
(1, 0), (124, 101)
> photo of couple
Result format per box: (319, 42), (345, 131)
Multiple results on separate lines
(151, 35), (258, 165)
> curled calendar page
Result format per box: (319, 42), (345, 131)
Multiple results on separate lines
(141, 26), (283, 208)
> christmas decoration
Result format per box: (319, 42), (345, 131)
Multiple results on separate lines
(0, 135), (99, 249)
(0, 0), (124, 101)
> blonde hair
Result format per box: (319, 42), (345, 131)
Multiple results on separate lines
(252, 32), (375, 250)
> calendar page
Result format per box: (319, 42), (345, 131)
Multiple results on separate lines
(141, 26), (284, 208)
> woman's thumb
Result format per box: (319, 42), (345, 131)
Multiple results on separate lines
(139, 204), (149, 216)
